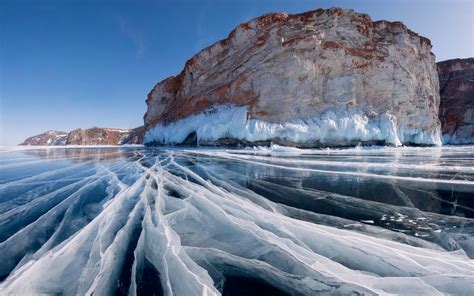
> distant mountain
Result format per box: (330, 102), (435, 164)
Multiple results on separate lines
(20, 130), (68, 146)
(20, 126), (144, 146)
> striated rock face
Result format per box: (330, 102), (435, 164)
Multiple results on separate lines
(437, 58), (474, 144)
(20, 130), (68, 146)
(144, 8), (441, 147)
(20, 127), (144, 146)
(66, 127), (144, 145)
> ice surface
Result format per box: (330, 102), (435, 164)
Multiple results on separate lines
(144, 105), (442, 146)
(0, 145), (473, 295)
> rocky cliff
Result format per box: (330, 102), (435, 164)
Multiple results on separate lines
(437, 58), (474, 144)
(20, 127), (144, 146)
(144, 8), (441, 147)
(66, 127), (144, 145)
(20, 130), (68, 146)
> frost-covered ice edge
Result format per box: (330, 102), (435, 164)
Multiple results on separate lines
(145, 105), (442, 146)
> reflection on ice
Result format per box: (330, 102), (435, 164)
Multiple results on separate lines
(0, 145), (473, 295)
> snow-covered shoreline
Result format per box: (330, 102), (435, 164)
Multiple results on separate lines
(145, 105), (442, 147)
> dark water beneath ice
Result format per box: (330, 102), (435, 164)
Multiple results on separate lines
(0, 145), (473, 295)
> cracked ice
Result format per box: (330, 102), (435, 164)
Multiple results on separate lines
(0, 145), (473, 295)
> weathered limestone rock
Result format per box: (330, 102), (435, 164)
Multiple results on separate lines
(66, 127), (144, 145)
(20, 130), (68, 146)
(144, 8), (441, 147)
(20, 127), (144, 146)
(437, 58), (474, 144)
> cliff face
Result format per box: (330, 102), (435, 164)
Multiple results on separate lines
(20, 127), (144, 146)
(20, 130), (68, 146)
(144, 8), (441, 147)
(66, 127), (144, 145)
(437, 58), (474, 144)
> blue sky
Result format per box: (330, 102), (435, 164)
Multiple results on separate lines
(1, 0), (473, 145)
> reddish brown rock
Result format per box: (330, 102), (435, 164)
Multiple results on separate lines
(66, 127), (144, 145)
(144, 8), (441, 146)
(20, 127), (144, 146)
(437, 58), (474, 144)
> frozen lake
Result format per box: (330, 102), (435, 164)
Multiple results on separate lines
(1, 145), (473, 295)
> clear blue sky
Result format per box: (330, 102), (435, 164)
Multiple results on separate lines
(1, 0), (473, 145)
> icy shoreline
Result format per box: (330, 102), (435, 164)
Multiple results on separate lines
(144, 105), (442, 147)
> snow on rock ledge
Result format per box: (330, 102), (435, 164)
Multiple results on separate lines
(144, 8), (441, 147)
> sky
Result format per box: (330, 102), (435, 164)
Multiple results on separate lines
(1, 0), (473, 145)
